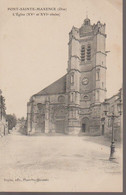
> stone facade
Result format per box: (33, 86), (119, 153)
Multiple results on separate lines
(27, 18), (121, 136)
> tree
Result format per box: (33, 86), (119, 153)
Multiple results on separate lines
(6, 114), (17, 130)
(17, 117), (27, 135)
(0, 95), (6, 119)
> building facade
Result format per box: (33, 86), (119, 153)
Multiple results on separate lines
(27, 18), (121, 136)
(0, 90), (8, 137)
(101, 88), (123, 141)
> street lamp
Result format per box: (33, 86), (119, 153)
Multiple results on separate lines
(103, 99), (122, 161)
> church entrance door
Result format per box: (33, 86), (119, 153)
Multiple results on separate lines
(55, 120), (65, 133)
(41, 121), (45, 133)
(35, 113), (45, 133)
(81, 117), (89, 133)
(82, 123), (86, 132)
(102, 124), (104, 135)
(36, 121), (45, 133)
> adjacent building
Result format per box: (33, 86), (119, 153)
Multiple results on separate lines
(0, 90), (8, 136)
(27, 18), (122, 138)
(101, 88), (123, 141)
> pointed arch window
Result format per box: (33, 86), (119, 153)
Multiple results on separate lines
(71, 108), (74, 117)
(87, 44), (91, 61)
(70, 92), (74, 102)
(75, 92), (78, 101)
(111, 105), (114, 113)
(70, 74), (74, 84)
(96, 69), (100, 81)
(108, 118), (111, 127)
(96, 90), (100, 101)
(81, 45), (85, 62)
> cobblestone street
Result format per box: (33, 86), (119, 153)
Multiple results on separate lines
(0, 129), (122, 192)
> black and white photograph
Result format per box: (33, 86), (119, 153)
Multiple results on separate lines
(0, 0), (123, 192)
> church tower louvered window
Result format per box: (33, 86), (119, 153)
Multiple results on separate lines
(81, 45), (85, 62)
(86, 44), (91, 61)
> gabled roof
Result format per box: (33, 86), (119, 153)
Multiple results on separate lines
(34, 75), (67, 96)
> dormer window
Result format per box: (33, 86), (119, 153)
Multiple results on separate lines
(81, 45), (85, 62)
(83, 95), (89, 101)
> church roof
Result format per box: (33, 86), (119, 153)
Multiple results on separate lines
(34, 74), (67, 96)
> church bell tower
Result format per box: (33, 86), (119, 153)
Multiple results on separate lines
(66, 18), (107, 135)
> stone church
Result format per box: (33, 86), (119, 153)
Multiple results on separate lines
(27, 18), (107, 135)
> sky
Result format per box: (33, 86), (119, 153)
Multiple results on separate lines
(0, 0), (122, 118)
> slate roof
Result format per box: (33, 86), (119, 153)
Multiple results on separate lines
(34, 74), (67, 96)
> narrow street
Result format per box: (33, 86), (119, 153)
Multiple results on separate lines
(0, 129), (122, 192)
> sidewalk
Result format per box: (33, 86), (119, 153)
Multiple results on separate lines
(82, 135), (121, 148)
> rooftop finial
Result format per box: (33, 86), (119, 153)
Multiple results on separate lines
(86, 7), (88, 18)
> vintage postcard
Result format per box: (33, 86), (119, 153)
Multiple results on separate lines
(0, 0), (123, 192)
